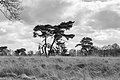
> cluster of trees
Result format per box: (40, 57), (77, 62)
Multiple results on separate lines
(96, 43), (120, 57)
(70, 41), (120, 57)
(0, 47), (40, 56)
(33, 21), (120, 57)
(0, 42), (120, 57)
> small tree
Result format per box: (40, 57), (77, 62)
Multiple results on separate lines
(75, 37), (93, 56)
(27, 50), (34, 56)
(0, 46), (8, 56)
(14, 48), (26, 56)
(0, 0), (23, 20)
(20, 48), (26, 56)
(69, 49), (76, 56)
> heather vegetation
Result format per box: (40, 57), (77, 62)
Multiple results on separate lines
(0, 57), (119, 80)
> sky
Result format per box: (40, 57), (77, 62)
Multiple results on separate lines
(0, 0), (120, 51)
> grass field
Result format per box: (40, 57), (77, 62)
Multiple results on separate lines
(0, 56), (120, 80)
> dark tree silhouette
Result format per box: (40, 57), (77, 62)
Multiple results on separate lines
(75, 37), (93, 56)
(14, 49), (19, 56)
(48, 21), (75, 56)
(0, 0), (23, 20)
(20, 48), (26, 56)
(33, 24), (53, 57)
(0, 46), (8, 56)
(33, 21), (75, 57)
(14, 48), (26, 56)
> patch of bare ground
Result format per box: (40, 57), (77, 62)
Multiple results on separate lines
(0, 56), (119, 80)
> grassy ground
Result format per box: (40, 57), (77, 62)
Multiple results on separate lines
(0, 56), (120, 80)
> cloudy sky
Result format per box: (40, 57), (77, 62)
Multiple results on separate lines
(0, 0), (120, 51)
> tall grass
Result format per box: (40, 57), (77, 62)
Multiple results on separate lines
(0, 57), (119, 80)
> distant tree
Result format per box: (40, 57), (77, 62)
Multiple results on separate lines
(101, 45), (111, 57)
(20, 48), (26, 56)
(88, 46), (101, 56)
(55, 40), (66, 55)
(14, 48), (26, 56)
(111, 43), (120, 49)
(33, 21), (75, 57)
(34, 51), (42, 56)
(69, 49), (76, 56)
(0, 46), (8, 56)
(109, 43), (120, 57)
(61, 47), (68, 56)
(14, 49), (19, 56)
(56, 40), (68, 56)
(75, 37), (93, 56)
(76, 50), (81, 56)
(100, 43), (120, 57)
(27, 50), (34, 56)
(0, 0), (23, 20)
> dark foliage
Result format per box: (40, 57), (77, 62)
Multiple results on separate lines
(14, 48), (27, 56)
(33, 21), (75, 57)
(75, 37), (93, 56)
(0, 46), (8, 56)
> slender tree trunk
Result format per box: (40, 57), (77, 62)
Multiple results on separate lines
(41, 45), (44, 55)
(44, 37), (47, 57)
(48, 37), (56, 56)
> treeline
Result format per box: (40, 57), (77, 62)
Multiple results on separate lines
(69, 43), (120, 57)
(0, 41), (120, 57)
(0, 21), (119, 57)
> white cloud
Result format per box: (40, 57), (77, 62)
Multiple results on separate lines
(85, 29), (120, 46)
(21, 0), (72, 24)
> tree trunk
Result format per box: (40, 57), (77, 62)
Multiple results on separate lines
(44, 37), (47, 57)
(48, 37), (56, 56)
(41, 45), (44, 55)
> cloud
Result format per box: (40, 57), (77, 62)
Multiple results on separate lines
(0, 21), (35, 50)
(84, 29), (120, 47)
(86, 9), (120, 30)
(82, 0), (108, 2)
(21, 0), (72, 24)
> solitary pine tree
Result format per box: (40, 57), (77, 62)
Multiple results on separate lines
(75, 37), (93, 56)
(33, 21), (75, 57)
